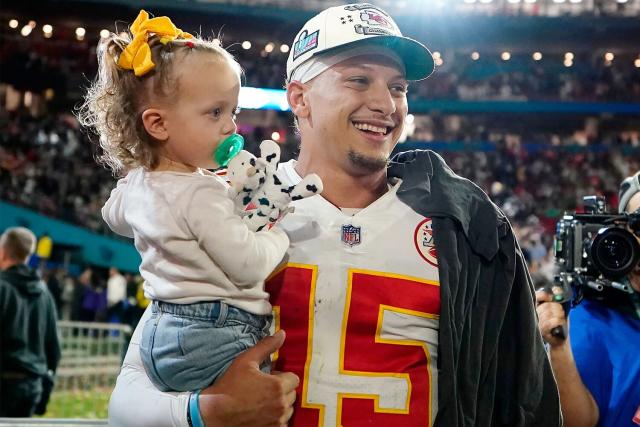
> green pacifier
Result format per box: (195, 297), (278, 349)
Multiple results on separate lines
(214, 133), (244, 167)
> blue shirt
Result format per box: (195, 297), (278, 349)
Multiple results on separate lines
(570, 298), (640, 427)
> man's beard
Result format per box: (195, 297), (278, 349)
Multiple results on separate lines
(348, 150), (389, 173)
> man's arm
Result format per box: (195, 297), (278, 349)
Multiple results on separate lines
(109, 306), (299, 427)
(536, 291), (599, 427)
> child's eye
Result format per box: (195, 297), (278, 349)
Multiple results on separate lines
(211, 108), (222, 118)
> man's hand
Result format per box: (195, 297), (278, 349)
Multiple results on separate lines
(199, 330), (299, 427)
(535, 290), (569, 348)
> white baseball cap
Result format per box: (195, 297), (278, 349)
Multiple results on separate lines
(286, 3), (434, 82)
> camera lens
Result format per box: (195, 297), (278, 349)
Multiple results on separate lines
(589, 227), (640, 279)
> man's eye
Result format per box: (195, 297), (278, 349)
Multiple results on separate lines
(392, 85), (408, 94)
(349, 77), (368, 85)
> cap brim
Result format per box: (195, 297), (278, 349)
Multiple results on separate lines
(320, 36), (434, 81)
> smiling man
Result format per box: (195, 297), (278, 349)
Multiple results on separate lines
(108, 4), (561, 427)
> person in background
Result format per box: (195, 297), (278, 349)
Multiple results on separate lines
(0, 227), (61, 417)
(107, 267), (127, 323)
(537, 171), (640, 427)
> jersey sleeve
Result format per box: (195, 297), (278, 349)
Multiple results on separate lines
(108, 306), (190, 427)
(181, 181), (290, 287)
(569, 303), (612, 419)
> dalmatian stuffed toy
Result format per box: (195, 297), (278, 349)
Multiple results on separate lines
(227, 139), (323, 232)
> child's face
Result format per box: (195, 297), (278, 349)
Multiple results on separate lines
(162, 53), (240, 170)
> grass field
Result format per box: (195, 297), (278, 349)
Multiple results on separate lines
(38, 389), (111, 419)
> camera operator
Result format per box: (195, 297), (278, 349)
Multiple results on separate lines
(536, 171), (640, 427)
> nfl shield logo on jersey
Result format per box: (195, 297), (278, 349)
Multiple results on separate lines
(341, 224), (361, 246)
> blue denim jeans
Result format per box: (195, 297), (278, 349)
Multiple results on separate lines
(140, 300), (272, 392)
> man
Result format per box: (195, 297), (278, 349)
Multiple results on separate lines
(0, 227), (61, 417)
(537, 171), (640, 427)
(109, 4), (560, 426)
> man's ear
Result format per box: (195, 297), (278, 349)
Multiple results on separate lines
(141, 108), (169, 141)
(0, 245), (7, 269)
(287, 81), (311, 120)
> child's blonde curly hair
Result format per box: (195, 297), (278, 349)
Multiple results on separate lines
(78, 16), (241, 176)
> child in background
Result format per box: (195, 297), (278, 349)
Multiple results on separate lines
(78, 10), (289, 392)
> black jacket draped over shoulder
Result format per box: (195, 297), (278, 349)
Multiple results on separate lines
(389, 150), (561, 427)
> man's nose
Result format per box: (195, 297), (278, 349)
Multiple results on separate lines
(367, 81), (396, 116)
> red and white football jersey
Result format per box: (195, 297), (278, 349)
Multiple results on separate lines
(267, 161), (440, 427)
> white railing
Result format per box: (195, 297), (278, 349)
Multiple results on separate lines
(34, 321), (132, 420)
(56, 321), (131, 389)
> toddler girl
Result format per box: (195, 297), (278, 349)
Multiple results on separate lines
(78, 10), (288, 392)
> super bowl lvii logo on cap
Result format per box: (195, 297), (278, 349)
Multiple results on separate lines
(293, 30), (319, 60)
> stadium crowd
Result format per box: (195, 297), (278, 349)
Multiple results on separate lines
(2, 32), (640, 104)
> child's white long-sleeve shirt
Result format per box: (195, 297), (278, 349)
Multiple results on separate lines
(102, 167), (289, 315)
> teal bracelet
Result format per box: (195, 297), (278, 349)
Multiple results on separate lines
(189, 390), (205, 427)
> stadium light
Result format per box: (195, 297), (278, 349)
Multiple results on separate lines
(552, 0), (565, 3)
(271, 131), (281, 142)
(28, 20), (36, 28)
(524, 0), (537, 3)
(432, 51), (441, 59)
(635, 59), (640, 68)
(280, 44), (290, 53)
(265, 42), (274, 53)
(563, 59), (573, 67)
(463, 0), (476, 4)
(501, 51), (511, 61)
(532, 51), (542, 60)
(100, 29), (110, 38)
(564, 52), (574, 60)
(43, 25), (53, 38)
(20, 25), (32, 36)
(75, 27), (86, 41)
(435, 57), (444, 66)
(616, 0), (628, 3)
(604, 52), (614, 61)
(471, 51), (480, 60)
(9, 19), (19, 29)
(479, 0), (492, 3)
(569, 0), (582, 3)
(242, 41), (251, 50)
(507, 0), (520, 3)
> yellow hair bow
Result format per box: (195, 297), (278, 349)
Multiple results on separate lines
(117, 10), (193, 77)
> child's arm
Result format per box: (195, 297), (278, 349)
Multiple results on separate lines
(183, 182), (289, 286)
(102, 176), (135, 238)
